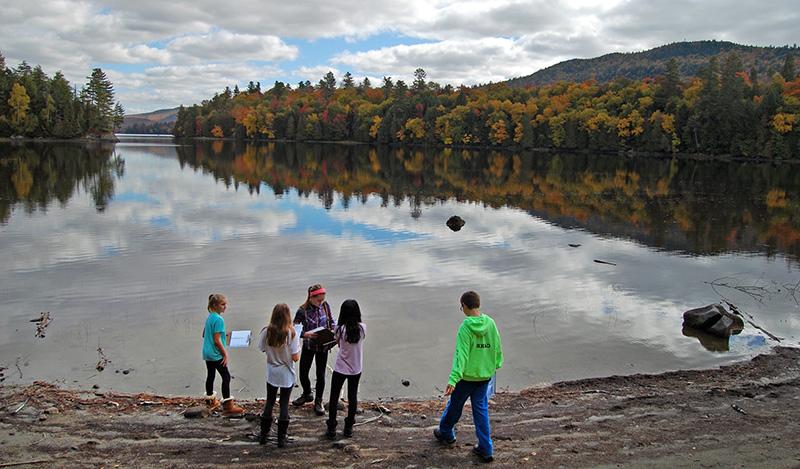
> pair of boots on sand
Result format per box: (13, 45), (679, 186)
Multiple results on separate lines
(325, 416), (354, 439)
(292, 392), (325, 415)
(258, 416), (290, 447)
(203, 393), (245, 416)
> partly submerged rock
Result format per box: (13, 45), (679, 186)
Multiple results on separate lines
(683, 304), (744, 338)
(446, 216), (465, 231)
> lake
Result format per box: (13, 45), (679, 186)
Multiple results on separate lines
(1, 136), (798, 399)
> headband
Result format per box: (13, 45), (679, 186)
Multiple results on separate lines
(309, 287), (326, 297)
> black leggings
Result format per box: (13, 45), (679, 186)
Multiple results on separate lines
(299, 348), (328, 397)
(205, 359), (230, 399)
(328, 371), (361, 422)
(264, 383), (292, 421)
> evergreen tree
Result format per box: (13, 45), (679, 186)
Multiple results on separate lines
(412, 68), (427, 92)
(83, 68), (115, 134)
(113, 102), (125, 132)
(318, 71), (337, 98)
(341, 72), (355, 89)
(781, 54), (797, 81)
(382, 76), (393, 99)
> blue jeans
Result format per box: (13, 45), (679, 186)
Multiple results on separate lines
(437, 379), (492, 457)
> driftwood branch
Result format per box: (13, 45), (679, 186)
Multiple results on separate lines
(0, 460), (52, 468)
(724, 301), (782, 342)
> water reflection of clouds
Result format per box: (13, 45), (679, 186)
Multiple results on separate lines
(3, 145), (800, 398)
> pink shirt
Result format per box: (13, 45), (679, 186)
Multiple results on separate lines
(333, 323), (366, 375)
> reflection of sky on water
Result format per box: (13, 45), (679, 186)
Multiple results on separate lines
(0, 140), (798, 399)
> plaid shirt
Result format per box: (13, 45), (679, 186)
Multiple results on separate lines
(294, 302), (335, 351)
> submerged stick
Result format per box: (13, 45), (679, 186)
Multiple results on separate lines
(593, 259), (617, 266)
(724, 301), (782, 342)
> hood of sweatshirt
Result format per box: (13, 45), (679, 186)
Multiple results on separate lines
(463, 314), (491, 337)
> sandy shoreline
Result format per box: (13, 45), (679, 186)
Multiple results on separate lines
(1, 346), (799, 468)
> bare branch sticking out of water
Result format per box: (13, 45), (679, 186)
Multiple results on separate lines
(15, 357), (23, 379)
(724, 301), (783, 343)
(706, 276), (800, 305)
(96, 347), (110, 372)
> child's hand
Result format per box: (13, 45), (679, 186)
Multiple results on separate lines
(444, 384), (455, 396)
(221, 355), (229, 367)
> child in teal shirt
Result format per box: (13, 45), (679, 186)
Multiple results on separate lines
(202, 293), (244, 416)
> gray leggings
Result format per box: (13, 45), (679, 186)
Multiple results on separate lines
(264, 383), (292, 420)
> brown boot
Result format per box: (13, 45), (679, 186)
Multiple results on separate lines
(222, 398), (245, 417)
(203, 393), (220, 411)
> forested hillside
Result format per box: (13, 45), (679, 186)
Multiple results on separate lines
(121, 108), (178, 134)
(506, 40), (799, 87)
(173, 53), (800, 158)
(0, 51), (122, 138)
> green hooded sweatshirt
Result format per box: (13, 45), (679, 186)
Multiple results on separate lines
(448, 313), (503, 386)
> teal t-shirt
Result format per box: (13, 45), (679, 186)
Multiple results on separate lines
(202, 311), (226, 361)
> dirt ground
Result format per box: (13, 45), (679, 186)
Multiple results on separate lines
(1, 347), (799, 468)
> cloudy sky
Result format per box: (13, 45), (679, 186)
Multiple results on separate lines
(2, 0), (798, 113)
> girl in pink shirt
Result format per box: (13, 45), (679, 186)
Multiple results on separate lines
(325, 299), (366, 439)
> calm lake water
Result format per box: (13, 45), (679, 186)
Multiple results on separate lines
(1, 136), (799, 399)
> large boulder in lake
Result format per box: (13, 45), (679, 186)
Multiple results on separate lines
(446, 216), (465, 232)
(683, 304), (744, 338)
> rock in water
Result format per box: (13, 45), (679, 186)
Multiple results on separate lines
(446, 216), (465, 231)
(683, 304), (744, 338)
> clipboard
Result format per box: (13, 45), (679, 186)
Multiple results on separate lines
(307, 326), (336, 347)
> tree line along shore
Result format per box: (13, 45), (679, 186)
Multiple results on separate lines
(171, 55), (799, 159)
(0, 52), (123, 140)
(1, 51), (798, 158)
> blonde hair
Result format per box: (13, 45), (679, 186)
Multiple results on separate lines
(267, 303), (295, 347)
(208, 293), (227, 312)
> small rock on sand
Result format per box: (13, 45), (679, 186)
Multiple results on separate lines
(184, 406), (210, 419)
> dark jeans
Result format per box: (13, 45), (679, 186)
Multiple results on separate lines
(438, 379), (493, 457)
(264, 383), (292, 421)
(204, 359), (230, 399)
(328, 371), (361, 422)
(298, 348), (328, 398)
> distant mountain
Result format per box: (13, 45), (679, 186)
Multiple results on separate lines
(121, 107), (179, 134)
(506, 40), (799, 87)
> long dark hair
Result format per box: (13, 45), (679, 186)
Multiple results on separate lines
(337, 299), (363, 344)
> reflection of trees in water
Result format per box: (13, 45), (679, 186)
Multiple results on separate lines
(0, 143), (123, 223)
(176, 141), (800, 260)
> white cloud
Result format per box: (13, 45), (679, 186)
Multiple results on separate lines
(166, 30), (298, 63)
(1, 0), (798, 112)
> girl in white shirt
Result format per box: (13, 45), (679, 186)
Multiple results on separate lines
(258, 303), (301, 447)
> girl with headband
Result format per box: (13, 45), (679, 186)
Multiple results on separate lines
(292, 284), (335, 415)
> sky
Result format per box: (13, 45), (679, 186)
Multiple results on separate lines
(1, 0), (798, 114)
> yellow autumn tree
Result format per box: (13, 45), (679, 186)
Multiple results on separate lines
(772, 113), (797, 134)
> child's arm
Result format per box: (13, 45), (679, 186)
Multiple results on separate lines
(293, 308), (316, 339)
(213, 332), (229, 366)
(291, 329), (301, 362)
(446, 325), (471, 393)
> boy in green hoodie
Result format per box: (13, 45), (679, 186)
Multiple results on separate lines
(434, 291), (503, 463)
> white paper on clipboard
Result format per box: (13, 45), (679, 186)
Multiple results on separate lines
(229, 330), (252, 348)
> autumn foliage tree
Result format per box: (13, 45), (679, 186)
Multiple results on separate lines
(174, 59), (800, 158)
